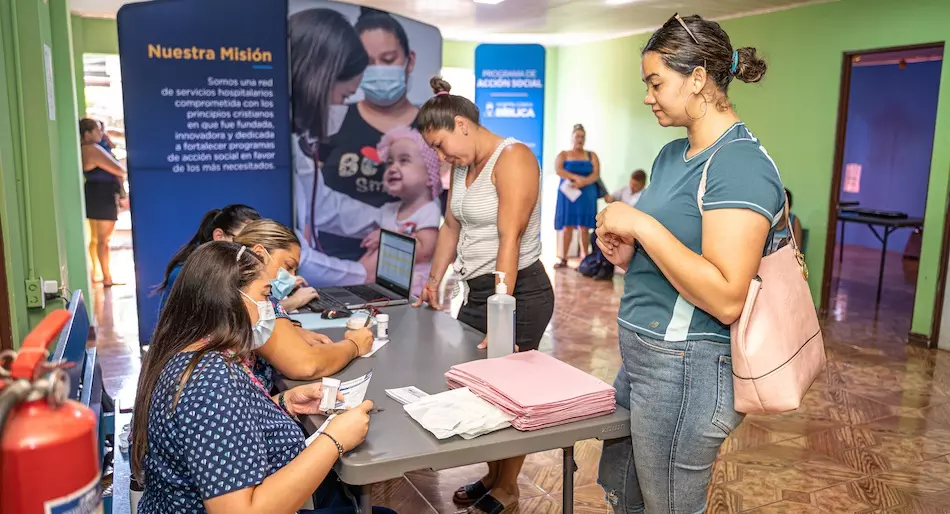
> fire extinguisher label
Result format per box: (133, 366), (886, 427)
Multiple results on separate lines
(44, 475), (103, 514)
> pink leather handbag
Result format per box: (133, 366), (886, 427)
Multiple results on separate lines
(698, 143), (825, 414)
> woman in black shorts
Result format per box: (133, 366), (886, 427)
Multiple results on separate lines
(80, 118), (126, 287)
(413, 77), (554, 514)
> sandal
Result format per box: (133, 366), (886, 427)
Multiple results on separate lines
(467, 493), (506, 514)
(453, 481), (489, 506)
(553, 259), (568, 269)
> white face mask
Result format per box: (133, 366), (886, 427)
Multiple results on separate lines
(241, 291), (276, 350)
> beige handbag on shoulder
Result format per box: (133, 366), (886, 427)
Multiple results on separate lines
(698, 144), (826, 414)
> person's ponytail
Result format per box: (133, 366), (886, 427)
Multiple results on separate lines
(154, 205), (261, 293)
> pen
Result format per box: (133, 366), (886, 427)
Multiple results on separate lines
(325, 408), (385, 415)
(362, 314), (373, 328)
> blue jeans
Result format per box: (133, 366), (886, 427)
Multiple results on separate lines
(598, 327), (745, 514)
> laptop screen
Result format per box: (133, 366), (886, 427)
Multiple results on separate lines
(376, 230), (416, 297)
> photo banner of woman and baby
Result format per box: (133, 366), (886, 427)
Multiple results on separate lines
(118, 0), (443, 343)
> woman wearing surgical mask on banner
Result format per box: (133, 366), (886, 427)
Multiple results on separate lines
(232, 219), (375, 392)
(290, 7), (382, 287)
(316, 7), (420, 262)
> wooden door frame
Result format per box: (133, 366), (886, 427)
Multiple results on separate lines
(819, 42), (946, 348)
(0, 214), (11, 351)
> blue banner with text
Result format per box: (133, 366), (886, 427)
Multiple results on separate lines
(474, 44), (546, 162)
(118, 0), (291, 345)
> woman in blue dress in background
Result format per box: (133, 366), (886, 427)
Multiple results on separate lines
(554, 124), (601, 268)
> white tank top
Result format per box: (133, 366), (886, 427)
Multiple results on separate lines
(450, 137), (543, 285)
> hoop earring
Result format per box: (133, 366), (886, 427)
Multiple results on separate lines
(685, 92), (707, 121)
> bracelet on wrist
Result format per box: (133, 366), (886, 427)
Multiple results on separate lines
(344, 338), (361, 356)
(320, 431), (345, 459)
(277, 391), (293, 417)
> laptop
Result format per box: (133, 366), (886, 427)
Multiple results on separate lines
(308, 229), (416, 311)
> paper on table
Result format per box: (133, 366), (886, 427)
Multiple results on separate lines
(404, 387), (514, 440)
(361, 338), (389, 358)
(305, 414), (336, 447)
(559, 181), (582, 202)
(334, 370), (373, 409)
(386, 386), (429, 405)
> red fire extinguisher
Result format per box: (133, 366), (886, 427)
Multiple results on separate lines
(1, 310), (102, 514)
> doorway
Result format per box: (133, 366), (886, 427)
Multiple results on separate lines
(820, 43), (944, 345)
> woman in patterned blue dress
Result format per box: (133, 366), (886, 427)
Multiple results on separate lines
(554, 124), (602, 268)
(131, 241), (394, 514)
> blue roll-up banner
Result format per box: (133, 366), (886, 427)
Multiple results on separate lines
(474, 44), (546, 162)
(118, 0), (292, 345)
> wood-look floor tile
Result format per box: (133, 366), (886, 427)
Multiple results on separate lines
(742, 500), (821, 513)
(405, 464), (546, 514)
(720, 459), (865, 511)
(813, 477), (908, 512)
(521, 441), (601, 494)
(573, 484), (610, 514)
(371, 476), (437, 513)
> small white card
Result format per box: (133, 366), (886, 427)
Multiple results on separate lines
(559, 181), (582, 202)
(385, 386), (429, 405)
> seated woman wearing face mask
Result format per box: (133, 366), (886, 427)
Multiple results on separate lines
(132, 241), (392, 514)
(156, 204), (262, 312)
(233, 219), (375, 390)
(157, 205), (322, 316)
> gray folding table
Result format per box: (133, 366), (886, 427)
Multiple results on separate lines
(280, 306), (631, 513)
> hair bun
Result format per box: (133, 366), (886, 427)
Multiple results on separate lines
(734, 47), (767, 83)
(429, 76), (452, 95)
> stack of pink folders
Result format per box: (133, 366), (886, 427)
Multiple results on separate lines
(445, 351), (616, 431)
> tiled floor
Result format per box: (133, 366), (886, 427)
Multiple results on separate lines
(94, 235), (950, 513)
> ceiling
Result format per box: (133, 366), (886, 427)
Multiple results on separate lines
(69, 0), (836, 45)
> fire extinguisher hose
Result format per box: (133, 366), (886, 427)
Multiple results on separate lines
(0, 380), (32, 437)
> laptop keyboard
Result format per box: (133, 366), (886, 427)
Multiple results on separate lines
(304, 296), (348, 313)
(348, 285), (391, 302)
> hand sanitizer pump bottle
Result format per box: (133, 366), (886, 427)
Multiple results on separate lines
(487, 271), (516, 359)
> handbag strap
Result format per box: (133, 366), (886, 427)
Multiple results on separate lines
(696, 141), (800, 255)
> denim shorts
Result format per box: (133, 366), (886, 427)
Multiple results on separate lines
(598, 326), (745, 514)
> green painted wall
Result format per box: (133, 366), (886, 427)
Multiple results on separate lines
(52, 0), (92, 312)
(552, 0), (950, 338)
(74, 16), (118, 54)
(443, 40), (476, 69)
(70, 14), (86, 114)
(1, 0), (88, 346)
(0, 2), (31, 345)
(69, 16), (121, 114)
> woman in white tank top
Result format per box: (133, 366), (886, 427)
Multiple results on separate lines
(412, 77), (555, 514)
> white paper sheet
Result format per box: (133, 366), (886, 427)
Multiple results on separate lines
(361, 338), (389, 358)
(403, 387), (514, 440)
(336, 370), (373, 409)
(559, 181), (582, 202)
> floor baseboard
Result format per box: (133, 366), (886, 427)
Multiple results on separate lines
(907, 331), (931, 348)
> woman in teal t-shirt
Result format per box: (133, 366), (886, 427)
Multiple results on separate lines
(594, 14), (785, 513)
